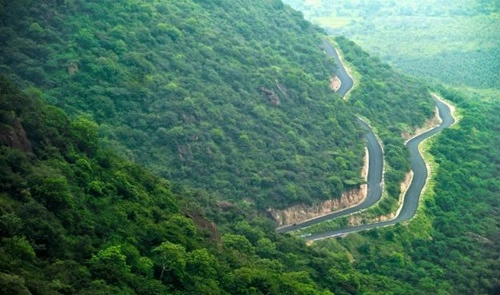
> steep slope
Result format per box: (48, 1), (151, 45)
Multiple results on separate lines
(333, 37), (435, 215)
(0, 0), (437, 211)
(0, 0), (366, 209)
(0, 76), (426, 295)
(317, 88), (500, 294)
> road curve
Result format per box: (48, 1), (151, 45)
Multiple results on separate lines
(276, 118), (383, 234)
(322, 40), (353, 97)
(305, 95), (455, 241)
(277, 40), (383, 234)
(277, 40), (455, 240)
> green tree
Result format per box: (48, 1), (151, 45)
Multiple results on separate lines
(153, 241), (186, 283)
(89, 245), (131, 284)
(71, 117), (99, 156)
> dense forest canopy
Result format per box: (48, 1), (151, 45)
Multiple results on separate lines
(1, 76), (340, 294)
(0, 75), (438, 295)
(1, 0), (499, 294)
(0, 0), (437, 210)
(1, 75), (498, 295)
(323, 87), (500, 294)
(0, 0), (371, 209)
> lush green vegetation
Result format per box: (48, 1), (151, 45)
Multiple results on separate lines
(2, 74), (498, 294)
(334, 36), (435, 214)
(0, 0), (442, 210)
(1, 0), (370, 209)
(0, 76), (439, 295)
(318, 87), (499, 295)
(289, 87), (500, 295)
(2, 0), (498, 294)
(283, 0), (500, 89)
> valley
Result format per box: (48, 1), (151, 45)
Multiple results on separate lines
(0, 0), (498, 294)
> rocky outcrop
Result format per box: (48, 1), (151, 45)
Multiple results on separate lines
(260, 87), (281, 106)
(268, 149), (369, 226)
(269, 185), (367, 226)
(185, 211), (221, 247)
(67, 61), (79, 75)
(0, 118), (32, 153)
(330, 75), (341, 92)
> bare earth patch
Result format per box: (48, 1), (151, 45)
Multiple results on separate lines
(268, 148), (369, 226)
(330, 75), (341, 92)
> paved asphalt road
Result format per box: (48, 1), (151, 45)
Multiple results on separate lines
(306, 96), (454, 241)
(278, 40), (455, 240)
(322, 40), (353, 97)
(275, 117), (383, 234)
(277, 40), (383, 234)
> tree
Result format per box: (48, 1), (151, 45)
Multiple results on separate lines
(185, 249), (220, 294)
(71, 117), (99, 156)
(153, 241), (186, 283)
(222, 233), (254, 256)
(89, 245), (130, 284)
(0, 272), (31, 295)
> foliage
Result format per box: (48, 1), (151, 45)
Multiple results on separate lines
(1, 76), (420, 295)
(283, 0), (500, 89)
(1, 0), (497, 294)
(0, 0), (369, 209)
(314, 88), (500, 295)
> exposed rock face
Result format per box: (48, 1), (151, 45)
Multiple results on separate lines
(260, 87), (281, 106)
(330, 75), (341, 92)
(269, 185), (367, 226)
(0, 118), (32, 153)
(67, 61), (79, 75)
(185, 211), (221, 246)
(268, 149), (369, 226)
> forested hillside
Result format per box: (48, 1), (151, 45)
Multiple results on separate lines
(2, 74), (498, 295)
(1, 0), (499, 294)
(0, 76), (429, 295)
(1, 0), (369, 209)
(0, 0), (437, 210)
(316, 87), (500, 294)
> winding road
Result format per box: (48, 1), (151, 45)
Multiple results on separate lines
(276, 40), (383, 234)
(278, 40), (455, 240)
(275, 117), (383, 234)
(306, 95), (454, 241)
(322, 40), (353, 97)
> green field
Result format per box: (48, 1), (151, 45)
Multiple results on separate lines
(284, 0), (500, 89)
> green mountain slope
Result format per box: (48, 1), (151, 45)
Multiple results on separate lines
(0, 75), (426, 295)
(2, 73), (498, 295)
(1, 0), (368, 209)
(0, 0), (437, 210)
(320, 88), (500, 294)
(1, 0), (498, 294)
